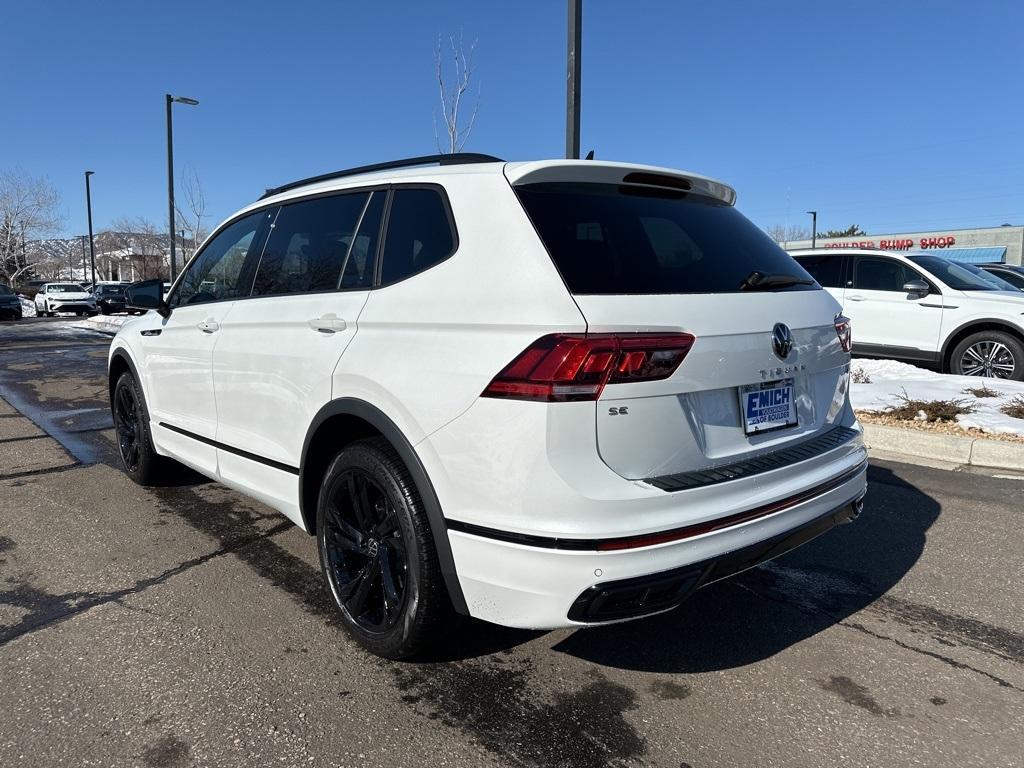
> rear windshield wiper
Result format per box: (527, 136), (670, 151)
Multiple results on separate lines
(739, 271), (815, 291)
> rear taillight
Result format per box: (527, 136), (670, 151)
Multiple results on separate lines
(482, 333), (696, 402)
(834, 314), (852, 353)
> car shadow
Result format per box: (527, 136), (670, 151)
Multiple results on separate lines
(547, 463), (939, 672)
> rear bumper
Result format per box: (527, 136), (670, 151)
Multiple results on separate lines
(445, 459), (867, 629)
(568, 494), (862, 622)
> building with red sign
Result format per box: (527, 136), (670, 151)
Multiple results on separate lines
(784, 225), (1024, 265)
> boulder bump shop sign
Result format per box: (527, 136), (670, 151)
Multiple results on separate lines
(823, 235), (957, 250)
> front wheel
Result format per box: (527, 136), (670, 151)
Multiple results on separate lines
(316, 439), (451, 659)
(950, 331), (1024, 380)
(112, 372), (172, 485)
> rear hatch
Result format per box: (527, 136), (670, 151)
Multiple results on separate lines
(509, 164), (850, 480)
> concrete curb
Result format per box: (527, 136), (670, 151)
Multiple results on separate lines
(862, 423), (1024, 471)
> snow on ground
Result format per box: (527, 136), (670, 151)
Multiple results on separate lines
(851, 358), (1024, 436)
(19, 297), (36, 317)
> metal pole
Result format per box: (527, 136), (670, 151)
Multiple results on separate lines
(565, 0), (582, 159)
(808, 210), (818, 249)
(166, 94), (177, 281)
(85, 172), (97, 286)
(80, 235), (86, 282)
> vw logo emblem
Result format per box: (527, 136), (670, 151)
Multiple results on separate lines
(772, 323), (794, 360)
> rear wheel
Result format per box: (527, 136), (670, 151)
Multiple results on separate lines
(316, 438), (450, 659)
(950, 331), (1024, 380)
(112, 372), (171, 485)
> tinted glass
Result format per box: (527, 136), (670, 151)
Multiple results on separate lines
(989, 268), (1024, 289)
(380, 188), (455, 285)
(794, 255), (845, 288)
(852, 257), (922, 291)
(515, 182), (815, 294)
(0, 285), (12, 295)
(173, 211), (269, 306)
(252, 192), (369, 296)
(99, 285), (124, 296)
(907, 254), (1009, 292)
(341, 191), (384, 289)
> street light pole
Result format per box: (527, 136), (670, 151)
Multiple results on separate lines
(85, 171), (97, 286)
(166, 93), (199, 281)
(565, 0), (582, 159)
(79, 235), (87, 283)
(807, 210), (818, 249)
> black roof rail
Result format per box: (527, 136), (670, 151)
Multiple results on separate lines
(260, 152), (505, 199)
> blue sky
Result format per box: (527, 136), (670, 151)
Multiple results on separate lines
(3, 0), (1023, 238)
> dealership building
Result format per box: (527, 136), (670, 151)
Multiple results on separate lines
(785, 225), (1024, 265)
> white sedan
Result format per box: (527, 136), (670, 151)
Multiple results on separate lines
(34, 283), (98, 317)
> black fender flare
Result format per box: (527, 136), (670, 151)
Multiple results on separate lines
(300, 398), (468, 615)
(108, 347), (153, 426)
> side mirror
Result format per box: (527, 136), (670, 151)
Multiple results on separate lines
(903, 279), (930, 297)
(126, 279), (171, 318)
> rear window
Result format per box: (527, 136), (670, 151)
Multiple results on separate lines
(514, 182), (816, 294)
(0, 285), (12, 295)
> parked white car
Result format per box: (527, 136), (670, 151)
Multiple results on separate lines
(109, 154), (866, 658)
(791, 248), (1024, 379)
(34, 282), (98, 317)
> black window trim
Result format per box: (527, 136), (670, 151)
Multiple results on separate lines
(166, 182), (456, 306)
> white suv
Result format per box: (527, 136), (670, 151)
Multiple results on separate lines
(35, 282), (98, 317)
(110, 154), (866, 658)
(792, 248), (1024, 379)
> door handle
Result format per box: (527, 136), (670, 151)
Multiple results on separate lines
(197, 319), (219, 333)
(308, 314), (347, 333)
(846, 295), (866, 301)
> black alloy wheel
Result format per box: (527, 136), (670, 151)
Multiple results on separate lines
(321, 467), (409, 633)
(114, 380), (142, 472)
(316, 439), (451, 659)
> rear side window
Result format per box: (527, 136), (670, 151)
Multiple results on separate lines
(515, 182), (815, 294)
(341, 191), (385, 289)
(379, 188), (456, 285)
(252, 192), (370, 296)
(994, 269), (1024, 289)
(795, 255), (845, 288)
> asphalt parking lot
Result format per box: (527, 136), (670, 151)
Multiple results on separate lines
(0, 317), (1022, 768)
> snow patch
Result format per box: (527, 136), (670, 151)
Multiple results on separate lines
(851, 358), (1024, 436)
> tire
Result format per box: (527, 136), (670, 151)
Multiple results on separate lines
(112, 371), (171, 485)
(100, 306), (110, 315)
(950, 331), (1024, 380)
(316, 438), (451, 659)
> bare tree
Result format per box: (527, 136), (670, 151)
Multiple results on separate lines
(100, 216), (168, 281)
(433, 31), (481, 154)
(174, 166), (208, 258)
(766, 224), (811, 245)
(0, 168), (62, 284)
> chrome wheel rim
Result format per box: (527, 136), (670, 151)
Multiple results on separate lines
(114, 384), (142, 471)
(960, 341), (1016, 379)
(322, 469), (408, 634)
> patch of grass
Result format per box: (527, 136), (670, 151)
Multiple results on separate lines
(851, 368), (871, 384)
(1000, 395), (1024, 420)
(962, 384), (1001, 398)
(885, 388), (976, 422)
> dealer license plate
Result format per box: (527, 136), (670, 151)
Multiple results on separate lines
(739, 378), (797, 435)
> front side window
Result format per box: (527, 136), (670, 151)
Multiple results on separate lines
(252, 192), (370, 296)
(795, 255), (845, 288)
(515, 182), (815, 294)
(907, 254), (1008, 292)
(379, 188), (456, 285)
(173, 210), (270, 306)
(853, 257), (920, 292)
